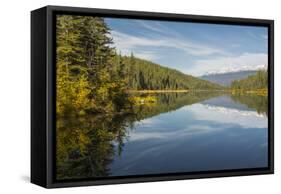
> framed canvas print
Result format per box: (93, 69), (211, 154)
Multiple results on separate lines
(31, 5), (274, 188)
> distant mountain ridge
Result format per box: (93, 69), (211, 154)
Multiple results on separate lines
(200, 70), (257, 86)
(204, 64), (267, 75)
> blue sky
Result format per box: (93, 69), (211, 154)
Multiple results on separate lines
(105, 18), (268, 76)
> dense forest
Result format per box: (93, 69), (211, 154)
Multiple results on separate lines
(56, 15), (224, 117)
(119, 55), (223, 90)
(231, 70), (268, 91)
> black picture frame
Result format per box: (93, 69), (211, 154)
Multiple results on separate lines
(31, 5), (274, 188)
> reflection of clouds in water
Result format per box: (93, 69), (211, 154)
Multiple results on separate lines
(204, 104), (266, 118)
(129, 123), (226, 142)
(129, 132), (167, 141)
(136, 111), (180, 127)
(128, 102), (267, 142)
(184, 103), (267, 129)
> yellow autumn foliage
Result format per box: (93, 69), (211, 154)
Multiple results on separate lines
(56, 62), (92, 116)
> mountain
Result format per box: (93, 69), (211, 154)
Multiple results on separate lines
(205, 64), (267, 75)
(200, 70), (257, 86)
(120, 56), (224, 90)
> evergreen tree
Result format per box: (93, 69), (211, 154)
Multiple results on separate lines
(231, 70), (268, 90)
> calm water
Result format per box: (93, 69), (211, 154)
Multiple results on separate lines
(56, 92), (268, 180)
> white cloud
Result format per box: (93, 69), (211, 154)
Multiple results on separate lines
(128, 123), (220, 142)
(192, 52), (268, 76)
(110, 30), (163, 60)
(134, 51), (160, 61)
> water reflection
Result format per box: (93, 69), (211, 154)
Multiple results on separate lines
(56, 92), (268, 180)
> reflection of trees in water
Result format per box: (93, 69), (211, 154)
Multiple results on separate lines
(56, 114), (137, 180)
(57, 91), (245, 180)
(230, 94), (268, 117)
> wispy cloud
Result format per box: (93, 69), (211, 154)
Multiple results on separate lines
(247, 30), (268, 41)
(137, 20), (183, 37)
(137, 21), (166, 34)
(134, 51), (160, 61)
(111, 30), (228, 60)
(110, 30), (162, 60)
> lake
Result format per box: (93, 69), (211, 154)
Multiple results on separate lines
(56, 92), (268, 180)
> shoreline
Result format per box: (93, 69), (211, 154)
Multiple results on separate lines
(126, 89), (268, 96)
(126, 89), (228, 93)
(127, 89), (189, 93)
(230, 88), (268, 96)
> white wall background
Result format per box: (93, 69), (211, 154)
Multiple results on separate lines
(0, 0), (278, 193)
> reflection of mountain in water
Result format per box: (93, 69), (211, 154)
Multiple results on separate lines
(201, 95), (253, 111)
(201, 94), (268, 117)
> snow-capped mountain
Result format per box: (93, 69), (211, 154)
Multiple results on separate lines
(200, 65), (267, 86)
(203, 64), (267, 76)
(200, 70), (257, 86)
